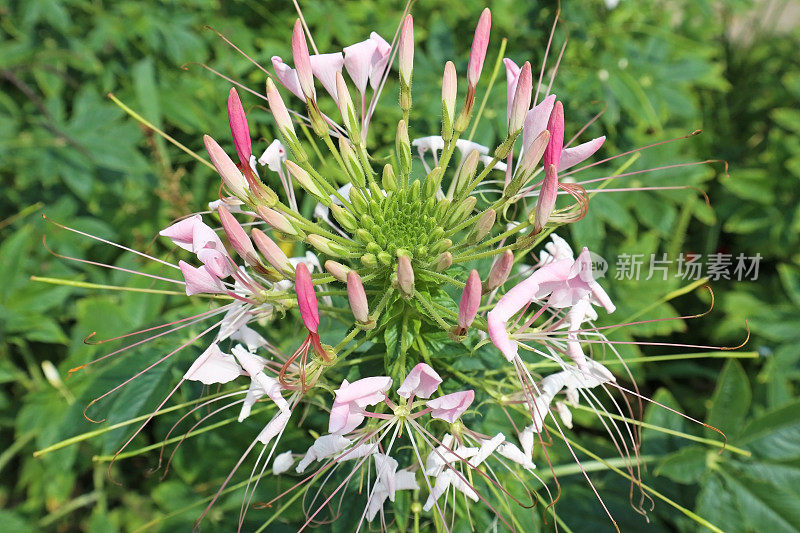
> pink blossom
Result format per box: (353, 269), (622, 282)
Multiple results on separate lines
(397, 363), (442, 399)
(427, 390), (475, 423)
(328, 376), (392, 434)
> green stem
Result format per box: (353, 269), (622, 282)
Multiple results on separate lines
(467, 38), (508, 141)
(30, 276), (232, 299)
(33, 387), (246, 457)
(414, 290), (451, 330)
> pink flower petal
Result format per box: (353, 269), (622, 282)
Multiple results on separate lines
(184, 344), (241, 385)
(503, 58), (521, 120)
(179, 260), (226, 296)
(344, 38), (379, 96)
(427, 390), (475, 423)
(310, 52), (344, 102)
(271, 56), (304, 98)
(369, 32), (392, 89)
(558, 136), (605, 171)
(522, 94), (556, 152)
(335, 376), (392, 406)
(159, 214), (202, 251)
(397, 363), (442, 399)
(197, 247), (235, 278)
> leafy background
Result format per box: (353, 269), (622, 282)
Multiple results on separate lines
(1, 0), (799, 531)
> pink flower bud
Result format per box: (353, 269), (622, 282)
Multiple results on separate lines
(292, 19), (315, 100)
(508, 61), (532, 134)
(442, 61), (457, 120)
(396, 255), (414, 298)
(399, 14), (414, 84)
(485, 249), (513, 293)
(256, 206), (298, 236)
(458, 270), (482, 330)
(518, 129), (550, 175)
(324, 260), (350, 282)
(227, 87), (252, 170)
(427, 390), (475, 423)
(203, 135), (248, 199)
(397, 363), (442, 399)
(346, 270), (369, 324)
(467, 8), (491, 88)
(179, 260), (226, 296)
(266, 78), (295, 137)
(543, 101), (564, 169)
(534, 164), (558, 233)
(218, 204), (258, 266)
(251, 228), (293, 275)
(295, 262), (319, 333)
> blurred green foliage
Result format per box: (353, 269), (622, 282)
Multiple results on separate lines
(1, 0), (799, 531)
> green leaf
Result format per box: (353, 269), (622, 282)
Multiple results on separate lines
(721, 467), (800, 533)
(705, 360), (751, 438)
(738, 399), (800, 461)
(655, 446), (708, 484)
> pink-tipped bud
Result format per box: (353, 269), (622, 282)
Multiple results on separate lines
(335, 71), (357, 131)
(435, 251), (453, 272)
(284, 160), (324, 199)
(458, 269), (482, 330)
(227, 87), (252, 170)
(346, 270), (370, 324)
(399, 15), (414, 85)
(485, 249), (513, 293)
(324, 260), (350, 282)
(467, 8), (492, 88)
(218, 205), (258, 266)
(543, 101), (564, 169)
(266, 78), (295, 137)
(295, 262), (319, 333)
(256, 206), (298, 236)
(203, 135), (248, 199)
(508, 61), (532, 134)
(251, 228), (293, 276)
(396, 255), (414, 298)
(442, 61), (458, 120)
(518, 129), (550, 175)
(292, 19), (315, 100)
(442, 61), (457, 120)
(534, 164), (558, 233)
